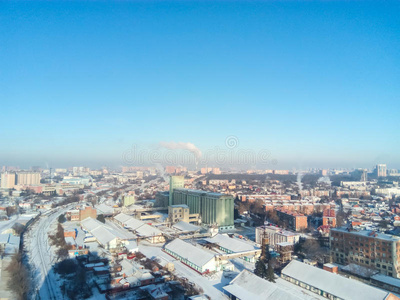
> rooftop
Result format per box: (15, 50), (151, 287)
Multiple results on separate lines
(332, 227), (400, 242)
(164, 238), (215, 267)
(282, 260), (393, 300)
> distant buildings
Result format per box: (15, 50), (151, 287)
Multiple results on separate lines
(322, 209), (336, 227)
(16, 171), (41, 185)
(0, 172), (16, 189)
(330, 227), (400, 278)
(377, 164), (387, 177)
(122, 194), (136, 207)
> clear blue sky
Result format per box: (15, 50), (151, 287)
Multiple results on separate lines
(1, 1), (399, 169)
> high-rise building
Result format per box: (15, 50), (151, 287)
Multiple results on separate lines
(1, 172), (16, 189)
(360, 169), (368, 182)
(330, 228), (400, 278)
(16, 171), (41, 185)
(169, 176), (184, 206)
(172, 188), (234, 230)
(377, 164), (387, 177)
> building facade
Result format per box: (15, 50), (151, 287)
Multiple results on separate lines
(1, 172), (16, 189)
(330, 228), (400, 278)
(16, 172), (41, 185)
(169, 176), (184, 206)
(275, 209), (308, 231)
(255, 225), (300, 246)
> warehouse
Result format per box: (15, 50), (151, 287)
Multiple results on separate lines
(114, 213), (165, 243)
(281, 260), (398, 300)
(223, 269), (310, 300)
(204, 234), (261, 262)
(164, 239), (218, 273)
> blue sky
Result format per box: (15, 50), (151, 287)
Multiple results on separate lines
(1, 1), (399, 169)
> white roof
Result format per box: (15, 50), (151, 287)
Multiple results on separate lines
(282, 260), (391, 300)
(125, 218), (146, 230)
(96, 203), (114, 214)
(165, 239), (215, 268)
(81, 217), (103, 232)
(125, 241), (138, 252)
(223, 269), (305, 300)
(114, 213), (132, 224)
(205, 234), (258, 253)
(91, 227), (118, 246)
(172, 221), (200, 232)
(135, 224), (162, 237)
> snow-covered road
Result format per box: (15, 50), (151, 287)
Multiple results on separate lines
(24, 205), (74, 300)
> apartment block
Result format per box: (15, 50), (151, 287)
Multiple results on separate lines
(275, 208), (308, 231)
(330, 228), (400, 278)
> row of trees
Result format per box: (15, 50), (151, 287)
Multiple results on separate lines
(49, 222), (72, 260)
(6, 252), (30, 300)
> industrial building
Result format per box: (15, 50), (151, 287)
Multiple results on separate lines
(80, 217), (129, 250)
(172, 188), (234, 231)
(168, 204), (199, 224)
(223, 269), (308, 300)
(114, 213), (165, 243)
(281, 260), (399, 300)
(163, 238), (218, 273)
(204, 234), (260, 262)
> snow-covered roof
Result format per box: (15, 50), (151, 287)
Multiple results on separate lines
(371, 273), (400, 288)
(172, 221), (200, 233)
(125, 218), (145, 230)
(205, 234), (259, 253)
(81, 217), (103, 232)
(165, 239), (215, 268)
(135, 224), (162, 237)
(96, 203), (114, 214)
(125, 241), (138, 252)
(114, 213), (132, 224)
(282, 260), (392, 300)
(223, 269), (305, 300)
(91, 227), (118, 246)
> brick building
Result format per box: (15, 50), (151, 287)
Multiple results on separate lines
(330, 228), (400, 278)
(323, 209), (337, 227)
(275, 209), (308, 231)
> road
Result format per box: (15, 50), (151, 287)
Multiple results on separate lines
(25, 204), (74, 300)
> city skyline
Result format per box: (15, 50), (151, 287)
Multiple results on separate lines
(1, 1), (399, 168)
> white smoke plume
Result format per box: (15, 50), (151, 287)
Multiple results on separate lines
(159, 141), (202, 169)
(297, 172), (303, 192)
(155, 163), (168, 182)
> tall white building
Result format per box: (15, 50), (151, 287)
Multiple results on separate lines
(16, 172), (41, 185)
(376, 164), (387, 177)
(1, 172), (16, 189)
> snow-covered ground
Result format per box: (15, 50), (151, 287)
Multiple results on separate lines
(24, 205), (75, 300)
